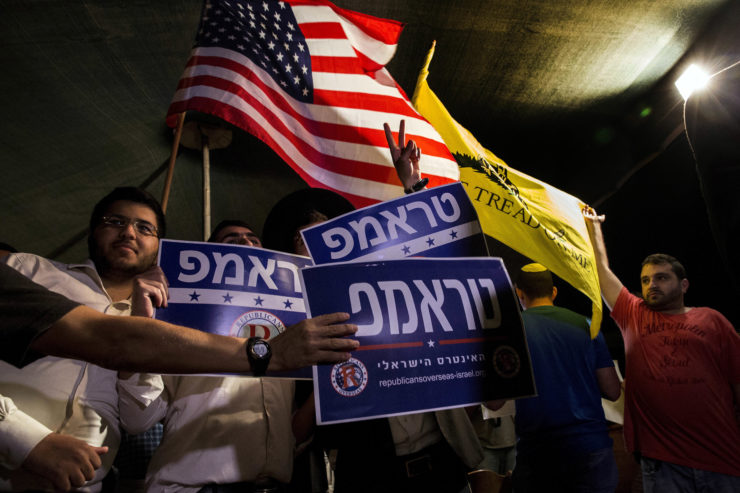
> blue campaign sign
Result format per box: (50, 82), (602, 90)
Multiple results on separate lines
(301, 257), (535, 424)
(155, 239), (313, 378)
(301, 182), (488, 264)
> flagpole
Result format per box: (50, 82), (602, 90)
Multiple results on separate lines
(178, 119), (233, 240)
(202, 132), (211, 241)
(161, 112), (186, 213)
(412, 41), (436, 99)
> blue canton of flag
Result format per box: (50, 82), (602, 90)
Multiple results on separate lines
(196, 0), (313, 102)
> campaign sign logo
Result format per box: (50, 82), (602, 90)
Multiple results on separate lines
(230, 310), (286, 339)
(301, 257), (535, 424)
(330, 358), (368, 397)
(301, 182), (488, 264)
(155, 239), (313, 378)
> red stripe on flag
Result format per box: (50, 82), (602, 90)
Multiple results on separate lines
(310, 56), (364, 74)
(311, 89), (418, 116)
(319, 1), (403, 45)
(299, 22), (346, 39)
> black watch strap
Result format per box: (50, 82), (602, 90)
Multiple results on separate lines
(404, 177), (429, 194)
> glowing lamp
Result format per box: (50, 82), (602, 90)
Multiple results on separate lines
(675, 64), (710, 100)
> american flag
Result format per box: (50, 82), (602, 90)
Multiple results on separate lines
(166, 0), (459, 207)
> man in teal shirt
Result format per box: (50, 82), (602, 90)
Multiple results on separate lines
(512, 263), (620, 493)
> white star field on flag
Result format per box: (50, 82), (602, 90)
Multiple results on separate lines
(196, 0), (313, 101)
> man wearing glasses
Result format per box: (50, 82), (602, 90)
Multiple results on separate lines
(1, 187), (169, 492)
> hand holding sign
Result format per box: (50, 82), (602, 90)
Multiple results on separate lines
(270, 312), (359, 371)
(131, 265), (170, 317)
(154, 239), (359, 377)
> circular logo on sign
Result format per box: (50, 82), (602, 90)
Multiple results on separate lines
(230, 310), (285, 340)
(492, 345), (520, 378)
(330, 358), (368, 397)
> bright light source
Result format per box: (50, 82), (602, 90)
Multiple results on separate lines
(675, 64), (710, 100)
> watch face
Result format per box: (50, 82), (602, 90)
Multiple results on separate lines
(253, 341), (270, 358)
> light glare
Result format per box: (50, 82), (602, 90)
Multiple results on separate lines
(675, 64), (710, 100)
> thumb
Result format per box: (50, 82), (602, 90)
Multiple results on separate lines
(93, 446), (109, 456)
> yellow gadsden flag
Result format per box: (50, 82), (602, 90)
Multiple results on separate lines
(412, 42), (603, 337)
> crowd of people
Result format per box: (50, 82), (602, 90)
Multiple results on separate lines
(1, 124), (738, 493)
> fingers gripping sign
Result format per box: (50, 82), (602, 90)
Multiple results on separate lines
(269, 312), (360, 371)
(131, 265), (170, 317)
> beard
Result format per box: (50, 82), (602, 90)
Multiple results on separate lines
(91, 243), (157, 280)
(643, 286), (682, 310)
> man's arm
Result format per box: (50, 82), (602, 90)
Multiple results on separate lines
(583, 207), (624, 310)
(596, 366), (621, 401)
(31, 307), (359, 374)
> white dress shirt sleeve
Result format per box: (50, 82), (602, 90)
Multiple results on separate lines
(0, 394), (53, 469)
(117, 373), (168, 434)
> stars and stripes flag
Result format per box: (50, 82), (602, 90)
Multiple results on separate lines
(166, 0), (459, 207)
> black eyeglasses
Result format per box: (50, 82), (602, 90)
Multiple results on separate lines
(100, 215), (159, 237)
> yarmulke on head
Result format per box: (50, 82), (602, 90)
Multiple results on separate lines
(517, 263), (554, 299)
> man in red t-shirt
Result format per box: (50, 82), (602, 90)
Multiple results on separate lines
(583, 207), (740, 493)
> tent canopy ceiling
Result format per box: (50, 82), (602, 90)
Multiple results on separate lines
(1, 0), (738, 322)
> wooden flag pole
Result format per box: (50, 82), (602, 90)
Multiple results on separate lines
(161, 112), (187, 213)
(202, 132), (212, 241)
(177, 119), (233, 240)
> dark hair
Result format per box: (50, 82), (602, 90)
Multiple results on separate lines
(641, 253), (686, 280)
(295, 209), (328, 232)
(262, 188), (354, 253)
(516, 264), (554, 299)
(208, 220), (256, 242)
(88, 187), (166, 256)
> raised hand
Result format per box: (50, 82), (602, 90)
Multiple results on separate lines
(384, 120), (423, 190)
(582, 206), (605, 224)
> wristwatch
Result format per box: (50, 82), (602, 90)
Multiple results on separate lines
(247, 337), (272, 376)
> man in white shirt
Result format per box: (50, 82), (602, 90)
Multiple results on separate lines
(1, 187), (170, 492)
